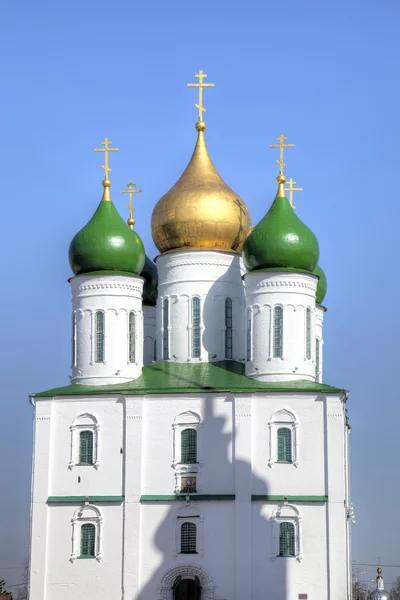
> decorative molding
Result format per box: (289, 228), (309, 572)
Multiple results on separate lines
(70, 504), (103, 563)
(126, 415), (142, 420)
(158, 564), (215, 600)
(140, 495), (235, 502)
(252, 495), (328, 502)
(328, 413), (343, 419)
(246, 279), (316, 293)
(36, 417), (51, 422)
(78, 282), (143, 293)
(48, 496), (124, 503)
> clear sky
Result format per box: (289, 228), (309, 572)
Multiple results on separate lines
(1, 0), (399, 591)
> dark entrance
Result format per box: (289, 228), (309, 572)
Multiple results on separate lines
(173, 576), (201, 600)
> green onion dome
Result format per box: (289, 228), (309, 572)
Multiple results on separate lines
(243, 176), (320, 272)
(314, 264), (327, 305)
(69, 179), (145, 276)
(142, 255), (158, 306)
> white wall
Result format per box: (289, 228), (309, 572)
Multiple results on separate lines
(245, 271), (318, 382)
(70, 273), (144, 385)
(156, 250), (246, 363)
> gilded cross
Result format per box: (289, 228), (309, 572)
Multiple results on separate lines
(270, 134), (294, 175)
(187, 70), (215, 122)
(120, 180), (142, 229)
(94, 138), (119, 179)
(284, 177), (302, 210)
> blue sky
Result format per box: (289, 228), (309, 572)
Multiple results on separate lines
(1, 0), (399, 591)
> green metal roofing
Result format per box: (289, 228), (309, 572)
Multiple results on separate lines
(32, 361), (345, 398)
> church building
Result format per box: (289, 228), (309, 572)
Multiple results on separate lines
(28, 72), (352, 600)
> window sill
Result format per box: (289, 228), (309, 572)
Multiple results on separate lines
(276, 461), (293, 465)
(177, 462), (199, 465)
(77, 555), (96, 559)
(76, 463), (95, 467)
(180, 551), (198, 555)
(278, 554), (295, 558)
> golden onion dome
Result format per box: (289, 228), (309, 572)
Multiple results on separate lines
(151, 121), (252, 254)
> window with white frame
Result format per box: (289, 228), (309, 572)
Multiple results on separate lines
(306, 307), (312, 360)
(163, 298), (169, 360)
(69, 414), (100, 470)
(246, 308), (252, 361)
(268, 409), (299, 467)
(174, 505), (203, 557)
(273, 306), (283, 358)
(191, 297), (201, 358)
(94, 310), (105, 363)
(225, 298), (233, 359)
(172, 411), (201, 494)
(129, 311), (136, 363)
(270, 504), (302, 561)
(70, 504), (102, 562)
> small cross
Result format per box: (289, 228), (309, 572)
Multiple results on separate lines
(270, 133), (294, 176)
(120, 180), (142, 229)
(284, 177), (302, 210)
(187, 70), (215, 122)
(94, 138), (119, 180)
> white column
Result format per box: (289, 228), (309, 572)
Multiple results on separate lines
(70, 273), (144, 385)
(156, 250), (246, 363)
(315, 305), (325, 383)
(244, 271), (318, 382)
(143, 305), (156, 365)
(29, 399), (52, 600)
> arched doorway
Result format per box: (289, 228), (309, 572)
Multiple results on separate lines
(173, 576), (201, 600)
(158, 565), (214, 600)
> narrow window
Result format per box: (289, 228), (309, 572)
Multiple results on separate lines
(191, 297), (201, 358)
(246, 309), (252, 361)
(72, 313), (76, 367)
(273, 306), (283, 358)
(277, 428), (292, 463)
(79, 431), (94, 465)
(153, 339), (157, 362)
(94, 311), (105, 363)
(315, 338), (320, 380)
(80, 523), (96, 557)
(181, 522), (197, 554)
(306, 308), (312, 360)
(279, 522), (295, 557)
(163, 298), (169, 360)
(129, 311), (136, 363)
(181, 429), (197, 463)
(225, 298), (233, 359)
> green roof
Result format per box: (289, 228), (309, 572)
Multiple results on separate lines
(32, 361), (345, 398)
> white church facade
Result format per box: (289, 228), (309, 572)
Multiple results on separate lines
(28, 74), (352, 600)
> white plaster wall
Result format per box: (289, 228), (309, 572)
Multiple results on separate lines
(156, 250), (246, 363)
(70, 273), (144, 385)
(315, 305), (325, 383)
(143, 305), (156, 365)
(244, 271), (318, 381)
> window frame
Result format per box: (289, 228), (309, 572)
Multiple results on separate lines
(276, 427), (293, 464)
(162, 298), (170, 360)
(305, 307), (312, 360)
(273, 305), (283, 359)
(246, 308), (253, 362)
(93, 310), (105, 364)
(69, 414), (100, 470)
(315, 337), (321, 382)
(80, 522), (96, 558)
(180, 521), (197, 554)
(279, 521), (296, 557)
(225, 297), (233, 359)
(72, 312), (77, 367)
(268, 409), (299, 468)
(71, 504), (103, 562)
(180, 428), (197, 464)
(128, 311), (136, 364)
(173, 506), (203, 558)
(172, 411), (202, 494)
(270, 504), (302, 562)
(191, 297), (201, 359)
(79, 430), (94, 465)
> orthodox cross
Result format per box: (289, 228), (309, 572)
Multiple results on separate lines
(94, 138), (119, 179)
(187, 70), (215, 122)
(270, 134), (294, 175)
(121, 180), (142, 229)
(284, 177), (302, 210)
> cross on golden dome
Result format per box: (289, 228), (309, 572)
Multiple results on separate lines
(284, 177), (302, 210)
(121, 180), (142, 229)
(270, 133), (294, 176)
(187, 70), (215, 123)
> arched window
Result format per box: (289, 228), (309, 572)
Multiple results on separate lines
(72, 313), (76, 367)
(315, 338), (320, 380)
(163, 298), (169, 360)
(279, 522), (295, 557)
(277, 427), (292, 463)
(246, 309), (252, 361)
(306, 308), (312, 360)
(273, 306), (283, 358)
(79, 430), (94, 465)
(181, 429), (197, 464)
(191, 297), (201, 358)
(173, 576), (201, 599)
(129, 311), (136, 363)
(94, 311), (105, 363)
(181, 522), (197, 554)
(80, 523), (96, 557)
(225, 298), (233, 359)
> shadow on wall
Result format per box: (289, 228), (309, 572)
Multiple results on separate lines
(136, 393), (288, 600)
